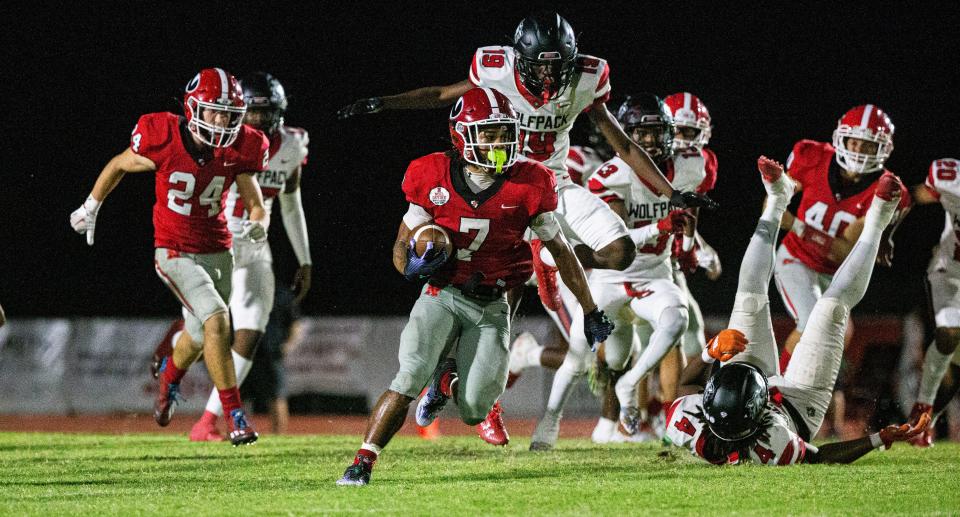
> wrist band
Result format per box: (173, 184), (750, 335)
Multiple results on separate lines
(701, 348), (717, 364)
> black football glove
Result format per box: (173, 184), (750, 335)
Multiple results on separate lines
(337, 97), (384, 120)
(670, 190), (719, 210)
(584, 308), (615, 352)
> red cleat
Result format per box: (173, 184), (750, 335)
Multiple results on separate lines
(151, 319), (184, 379)
(907, 402), (934, 448)
(153, 366), (181, 427)
(417, 419), (441, 440)
(190, 411), (225, 442)
(875, 171), (903, 201)
(531, 239), (561, 311)
(477, 401), (510, 446)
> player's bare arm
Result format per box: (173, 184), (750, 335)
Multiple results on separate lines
(588, 103), (675, 197)
(912, 183), (939, 205)
(541, 230), (597, 314)
(235, 173), (269, 242)
(70, 148), (157, 245)
(806, 412), (930, 464)
(392, 222), (415, 274)
(280, 166), (313, 303)
(338, 80), (473, 118)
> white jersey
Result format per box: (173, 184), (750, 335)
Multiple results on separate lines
(587, 152), (708, 282)
(225, 125), (309, 235)
(566, 145), (606, 186)
(924, 159), (960, 273)
(469, 46), (611, 187)
(664, 394), (808, 466)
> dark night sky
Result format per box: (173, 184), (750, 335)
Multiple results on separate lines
(5, 3), (960, 320)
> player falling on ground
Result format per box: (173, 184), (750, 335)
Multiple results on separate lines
(338, 11), (716, 445)
(529, 94), (708, 450)
(336, 88), (613, 486)
(774, 105), (910, 373)
(70, 68), (268, 445)
(185, 72), (312, 441)
(664, 156), (928, 464)
(905, 158), (960, 446)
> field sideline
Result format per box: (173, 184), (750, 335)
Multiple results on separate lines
(1, 432), (957, 516)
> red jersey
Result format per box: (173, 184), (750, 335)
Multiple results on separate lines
(131, 113), (269, 253)
(402, 152), (558, 290)
(781, 140), (909, 274)
(700, 147), (718, 193)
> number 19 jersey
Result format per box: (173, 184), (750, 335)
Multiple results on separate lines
(469, 46), (611, 187)
(131, 113), (269, 253)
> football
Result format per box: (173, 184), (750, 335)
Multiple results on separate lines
(412, 223), (453, 258)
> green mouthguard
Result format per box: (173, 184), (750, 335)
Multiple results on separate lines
(487, 149), (508, 174)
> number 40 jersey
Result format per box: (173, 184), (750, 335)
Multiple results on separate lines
(131, 112), (269, 254)
(469, 46), (611, 187)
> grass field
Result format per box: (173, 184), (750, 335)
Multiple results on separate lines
(1, 432), (958, 516)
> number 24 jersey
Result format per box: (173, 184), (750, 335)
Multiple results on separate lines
(131, 113), (269, 253)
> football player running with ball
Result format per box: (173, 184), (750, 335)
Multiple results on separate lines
(339, 11), (716, 444)
(336, 88), (613, 486)
(70, 68), (269, 445)
(663, 156), (927, 465)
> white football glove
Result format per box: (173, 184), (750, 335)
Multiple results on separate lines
(70, 195), (101, 246)
(239, 220), (267, 243)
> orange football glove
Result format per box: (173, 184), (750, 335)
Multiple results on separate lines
(878, 411), (931, 449)
(706, 329), (748, 362)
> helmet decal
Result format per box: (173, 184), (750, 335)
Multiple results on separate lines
(185, 73), (200, 93)
(450, 97), (464, 118)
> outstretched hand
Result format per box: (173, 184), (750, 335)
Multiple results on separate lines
(337, 97), (384, 120)
(878, 412), (931, 449)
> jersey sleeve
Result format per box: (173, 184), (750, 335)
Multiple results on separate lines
(750, 420), (808, 466)
(293, 127), (310, 165)
(531, 163), (559, 216)
(402, 158), (430, 207)
(587, 161), (631, 203)
(785, 139), (822, 187)
(130, 114), (169, 162)
(239, 128), (270, 172)
(594, 60), (611, 103)
(469, 46), (512, 87)
(699, 148), (719, 193)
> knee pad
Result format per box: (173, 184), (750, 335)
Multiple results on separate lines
(733, 292), (768, 315)
(657, 306), (689, 340)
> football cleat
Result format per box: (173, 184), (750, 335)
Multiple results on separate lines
(530, 410), (561, 451)
(907, 402), (934, 448)
(416, 358), (457, 427)
(227, 409), (258, 446)
(757, 156), (796, 199)
(531, 240), (562, 311)
(189, 411), (224, 442)
(336, 456), (373, 486)
(591, 417), (616, 444)
(153, 361), (182, 427)
(875, 171), (902, 202)
(618, 406), (641, 437)
(478, 401), (510, 446)
(150, 320), (183, 379)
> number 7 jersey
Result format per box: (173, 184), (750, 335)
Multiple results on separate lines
(469, 46), (611, 187)
(131, 112), (269, 253)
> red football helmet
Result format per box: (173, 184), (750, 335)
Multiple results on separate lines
(832, 104), (894, 174)
(183, 68), (247, 148)
(449, 88), (520, 173)
(664, 92), (711, 152)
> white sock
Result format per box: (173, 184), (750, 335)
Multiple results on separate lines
(918, 345), (954, 405)
(761, 195), (787, 223)
(860, 195), (898, 243)
(545, 366), (579, 414)
(539, 245), (557, 268)
(360, 442), (382, 458)
(205, 350), (254, 417)
(171, 330), (183, 350)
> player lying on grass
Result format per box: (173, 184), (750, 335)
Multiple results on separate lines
(663, 156), (928, 464)
(336, 87), (614, 486)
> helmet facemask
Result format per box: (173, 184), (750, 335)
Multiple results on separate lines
(186, 97), (247, 148)
(671, 117), (711, 153)
(832, 126), (893, 175)
(516, 53), (576, 102)
(455, 118), (520, 174)
(626, 121), (674, 163)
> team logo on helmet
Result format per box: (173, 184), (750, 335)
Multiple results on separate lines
(185, 73), (200, 93)
(450, 98), (464, 118)
(429, 186), (450, 206)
